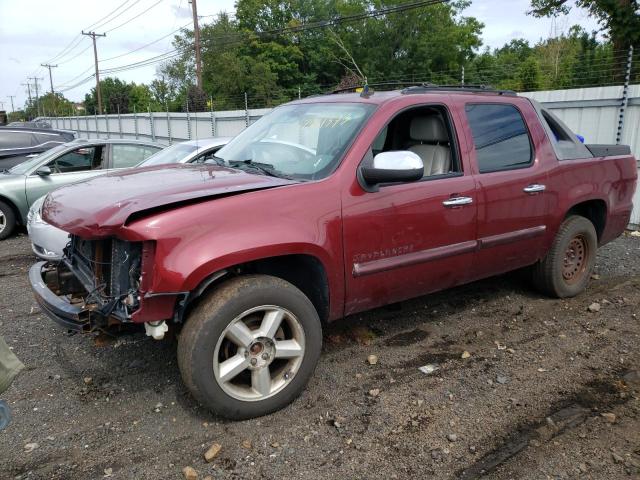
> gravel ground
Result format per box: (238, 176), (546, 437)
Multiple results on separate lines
(0, 232), (639, 480)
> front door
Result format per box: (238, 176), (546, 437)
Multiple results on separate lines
(25, 144), (106, 206)
(341, 104), (478, 316)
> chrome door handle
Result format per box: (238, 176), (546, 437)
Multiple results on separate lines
(523, 184), (546, 194)
(442, 196), (473, 207)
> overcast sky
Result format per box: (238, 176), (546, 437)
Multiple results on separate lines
(0, 0), (601, 111)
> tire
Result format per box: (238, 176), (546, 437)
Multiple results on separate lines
(531, 215), (597, 298)
(0, 201), (16, 241)
(177, 274), (322, 420)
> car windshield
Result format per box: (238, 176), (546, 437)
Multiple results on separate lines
(7, 144), (69, 174)
(139, 142), (199, 167)
(215, 103), (374, 180)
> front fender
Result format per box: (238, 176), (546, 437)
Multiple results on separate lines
(120, 180), (345, 320)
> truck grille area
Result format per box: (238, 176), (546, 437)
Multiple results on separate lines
(64, 236), (143, 321)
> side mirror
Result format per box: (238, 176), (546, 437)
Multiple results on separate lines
(35, 166), (52, 176)
(359, 151), (424, 191)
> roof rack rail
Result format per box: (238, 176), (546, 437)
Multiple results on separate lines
(327, 82), (517, 97)
(330, 81), (425, 95)
(401, 83), (517, 96)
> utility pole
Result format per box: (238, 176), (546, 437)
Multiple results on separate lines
(28, 76), (43, 117)
(82, 31), (107, 114)
(41, 63), (58, 94)
(7, 96), (15, 112)
(21, 82), (33, 105)
(189, 0), (203, 89)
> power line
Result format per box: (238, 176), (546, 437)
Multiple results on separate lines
(91, 0), (142, 31)
(100, 21), (191, 62)
(104, 0), (165, 33)
(57, 44), (93, 66)
(55, 65), (95, 90)
(84, 0), (133, 31)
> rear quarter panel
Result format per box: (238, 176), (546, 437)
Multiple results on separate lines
(545, 153), (637, 245)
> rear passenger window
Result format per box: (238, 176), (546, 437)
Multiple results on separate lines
(465, 104), (532, 173)
(111, 144), (158, 169)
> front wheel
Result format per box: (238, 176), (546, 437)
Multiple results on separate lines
(177, 275), (322, 420)
(531, 215), (597, 298)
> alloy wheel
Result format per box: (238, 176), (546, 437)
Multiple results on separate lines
(213, 305), (305, 401)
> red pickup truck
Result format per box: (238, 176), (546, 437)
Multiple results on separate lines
(30, 86), (637, 419)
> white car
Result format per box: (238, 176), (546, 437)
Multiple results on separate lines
(27, 137), (231, 260)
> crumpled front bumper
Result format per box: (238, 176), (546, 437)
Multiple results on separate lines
(29, 262), (90, 332)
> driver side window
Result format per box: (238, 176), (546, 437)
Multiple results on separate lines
(368, 105), (460, 178)
(46, 146), (104, 174)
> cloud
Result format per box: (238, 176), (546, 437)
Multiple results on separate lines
(171, 4), (192, 19)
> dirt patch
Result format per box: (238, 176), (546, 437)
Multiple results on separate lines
(1, 233), (639, 479)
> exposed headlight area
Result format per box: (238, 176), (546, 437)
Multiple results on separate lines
(67, 236), (143, 321)
(37, 236), (145, 330)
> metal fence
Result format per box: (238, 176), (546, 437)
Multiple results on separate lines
(42, 84), (640, 226)
(522, 84), (640, 226)
(43, 108), (273, 144)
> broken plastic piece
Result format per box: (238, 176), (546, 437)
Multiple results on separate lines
(144, 321), (169, 340)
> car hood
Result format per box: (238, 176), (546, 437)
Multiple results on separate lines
(42, 164), (298, 238)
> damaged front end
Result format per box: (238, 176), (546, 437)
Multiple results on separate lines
(30, 236), (146, 333)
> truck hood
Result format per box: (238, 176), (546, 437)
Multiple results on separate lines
(42, 164), (297, 238)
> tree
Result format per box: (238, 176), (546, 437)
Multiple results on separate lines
(529, 0), (640, 78)
(84, 77), (131, 114)
(25, 92), (74, 118)
(518, 56), (542, 90)
(160, 0), (484, 104)
(129, 83), (155, 112)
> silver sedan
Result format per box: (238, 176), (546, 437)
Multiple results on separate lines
(27, 137), (231, 260)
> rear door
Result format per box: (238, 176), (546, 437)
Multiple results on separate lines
(460, 100), (549, 280)
(108, 144), (162, 170)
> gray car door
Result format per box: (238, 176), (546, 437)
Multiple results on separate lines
(24, 144), (107, 207)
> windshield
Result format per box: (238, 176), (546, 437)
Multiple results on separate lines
(8, 144), (70, 174)
(215, 103), (374, 180)
(139, 142), (199, 167)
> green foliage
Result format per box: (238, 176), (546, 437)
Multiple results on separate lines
(529, 1), (640, 53)
(69, 0), (638, 113)
(159, 0), (485, 108)
(8, 110), (27, 123)
(25, 92), (74, 119)
(84, 78), (165, 114)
